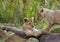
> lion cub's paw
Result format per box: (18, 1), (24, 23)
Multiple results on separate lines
(41, 29), (49, 34)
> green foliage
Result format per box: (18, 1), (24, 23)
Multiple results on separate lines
(27, 38), (39, 42)
(0, 0), (60, 28)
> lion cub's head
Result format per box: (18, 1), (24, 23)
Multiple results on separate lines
(37, 7), (45, 21)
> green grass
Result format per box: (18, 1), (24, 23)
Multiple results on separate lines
(27, 38), (39, 42)
(0, 38), (4, 42)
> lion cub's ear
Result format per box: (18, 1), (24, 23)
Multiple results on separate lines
(40, 8), (43, 12)
(39, 6), (43, 13)
(30, 17), (34, 22)
(23, 18), (28, 22)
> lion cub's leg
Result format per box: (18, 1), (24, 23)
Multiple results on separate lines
(42, 21), (53, 33)
(32, 28), (41, 36)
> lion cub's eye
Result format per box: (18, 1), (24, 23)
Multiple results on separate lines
(31, 25), (34, 28)
(28, 22), (34, 28)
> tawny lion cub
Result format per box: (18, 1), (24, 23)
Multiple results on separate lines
(4, 17), (41, 42)
(23, 17), (41, 36)
(37, 7), (60, 33)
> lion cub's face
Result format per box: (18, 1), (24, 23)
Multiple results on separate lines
(23, 17), (34, 28)
(37, 7), (44, 21)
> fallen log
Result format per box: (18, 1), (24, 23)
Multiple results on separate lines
(39, 33), (60, 42)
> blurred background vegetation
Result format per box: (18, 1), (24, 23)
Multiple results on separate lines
(0, 0), (60, 28)
(0, 0), (60, 42)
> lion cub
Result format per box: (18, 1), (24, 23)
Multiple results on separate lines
(23, 17), (41, 36)
(0, 17), (40, 42)
(37, 7), (60, 33)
